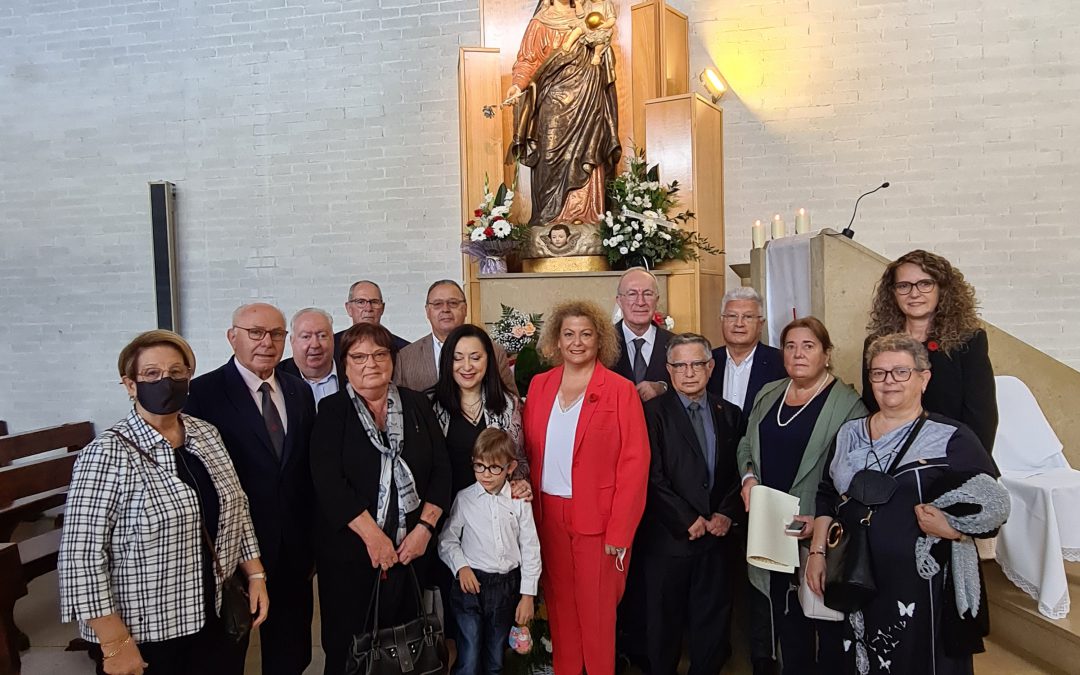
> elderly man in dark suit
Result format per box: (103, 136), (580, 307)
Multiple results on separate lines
(613, 267), (672, 401)
(641, 332), (744, 675)
(394, 279), (517, 394)
(185, 302), (317, 675)
(335, 279), (410, 356)
(278, 307), (340, 406)
(707, 287), (786, 416)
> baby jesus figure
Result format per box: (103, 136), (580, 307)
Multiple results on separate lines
(563, 1), (617, 66)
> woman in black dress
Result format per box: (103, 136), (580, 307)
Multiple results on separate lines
(861, 249), (998, 454)
(809, 333), (1005, 675)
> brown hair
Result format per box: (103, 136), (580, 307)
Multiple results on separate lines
(867, 249), (981, 354)
(473, 427), (516, 465)
(865, 332), (931, 371)
(338, 323), (397, 374)
(780, 316), (834, 353)
(537, 300), (620, 367)
(117, 330), (197, 380)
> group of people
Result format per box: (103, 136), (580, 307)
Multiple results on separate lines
(56, 249), (1007, 675)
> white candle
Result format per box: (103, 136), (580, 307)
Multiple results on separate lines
(771, 213), (786, 239)
(795, 208), (810, 234)
(752, 219), (766, 249)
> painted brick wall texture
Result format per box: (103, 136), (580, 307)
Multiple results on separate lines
(1, 0), (1077, 431)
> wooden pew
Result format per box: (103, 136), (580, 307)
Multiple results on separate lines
(0, 422), (93, 675)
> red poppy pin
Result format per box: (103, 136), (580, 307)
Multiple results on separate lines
(588, 393), (599, 404)
(927, 340), (940, 352)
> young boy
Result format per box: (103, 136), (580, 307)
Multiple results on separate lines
(438, 428), (541, 675)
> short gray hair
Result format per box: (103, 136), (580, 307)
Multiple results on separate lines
(347, 279), (383, 301)
(666, 332), (714, 360)
(865, 333), (931, 371)
(290, 307), (334, 333)
(721, 286), (763, 314)
(617, 266), (660, 294)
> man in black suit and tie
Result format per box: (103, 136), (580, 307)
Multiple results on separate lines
(335, 279), (410, 357)
(613, 267), (672, 401)
(641, 333), (744, 675)
(186, 303), (317, 675)
(278, 307), (340, 406)
(707, 287), (786, 417)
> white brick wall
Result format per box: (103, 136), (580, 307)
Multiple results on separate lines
(0, 0), (479, 431)
(678, 0), (1080, 369)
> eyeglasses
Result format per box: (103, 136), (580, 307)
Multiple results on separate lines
(347, 350), (392, 365)
(472, 462), (509, 476)
(668, 360), (711, 373)
(893, 279), (936, 295)
(619, 291), (658, 302)
(137, 367), (192, 382)
(867, 367), (925, 383)
(721, 313), (762, 323)
(347, 298), (384, 308)
(233, 325), (288, 342)
(426, 299), (465, 310)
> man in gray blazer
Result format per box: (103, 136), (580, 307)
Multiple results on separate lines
(394, 279), (517, 394)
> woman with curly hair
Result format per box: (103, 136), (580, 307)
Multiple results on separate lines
(861, 249), (998, 453)
(522, 299), (650, 674)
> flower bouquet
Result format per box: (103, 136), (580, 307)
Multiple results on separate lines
(461, 175), (529, 275)
(490, 304), (551, 396)
(653, 311), (675, 331)
(600, 151), (720, 269)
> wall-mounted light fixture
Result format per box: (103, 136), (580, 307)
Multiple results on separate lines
(699, 67), (727, 103)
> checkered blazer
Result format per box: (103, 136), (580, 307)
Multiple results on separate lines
(58, 409), (260, 643)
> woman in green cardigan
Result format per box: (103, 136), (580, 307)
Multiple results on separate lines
(737, 317), (867, 675)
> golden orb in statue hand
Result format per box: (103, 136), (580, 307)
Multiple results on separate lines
(585, 11), (604, 30)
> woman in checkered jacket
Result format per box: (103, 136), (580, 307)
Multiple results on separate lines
(58, 330), (269, 675)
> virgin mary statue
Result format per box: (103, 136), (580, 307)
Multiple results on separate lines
(506, 0), (622, 233)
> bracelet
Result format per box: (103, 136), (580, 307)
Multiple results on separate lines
(247, 572), (268, 581)
(417, 520), (436, 535)
(102, 635), (132, 660)
(808, 550), (825, 557)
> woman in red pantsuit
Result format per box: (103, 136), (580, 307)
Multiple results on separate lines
(523, 300), (650, 674)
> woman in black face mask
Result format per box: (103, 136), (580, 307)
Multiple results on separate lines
(58, 330), (269, 675)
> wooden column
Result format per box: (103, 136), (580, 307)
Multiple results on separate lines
(631, 0), (689, 149)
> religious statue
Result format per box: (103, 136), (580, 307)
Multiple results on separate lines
(505, 0), (622, 261)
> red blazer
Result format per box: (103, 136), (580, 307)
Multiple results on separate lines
(523, 363), (650, 549)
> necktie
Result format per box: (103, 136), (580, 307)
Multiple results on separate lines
(688, 401), (714, 489)
(259, 382), (285, 461)
(632, 337), (647, 383)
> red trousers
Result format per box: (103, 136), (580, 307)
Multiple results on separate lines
(538, 494), (630, 675)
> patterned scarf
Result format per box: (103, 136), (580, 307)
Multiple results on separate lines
(347, 383), (420, 545)
(914, 473), (1010, 617)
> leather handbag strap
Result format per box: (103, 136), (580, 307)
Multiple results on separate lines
(885, 411), (928, 475)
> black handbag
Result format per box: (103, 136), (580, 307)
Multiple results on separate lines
(346, 567), (446, 675)
(823, 413), (927, 613)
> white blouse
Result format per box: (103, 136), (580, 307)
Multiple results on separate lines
(541, 395), (583, 497)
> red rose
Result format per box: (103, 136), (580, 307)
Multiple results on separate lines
(466, 220), (475, 227)
(927, 340), (940, 352)
(652, 312), (665, 327)
(493, 215), (505, 221)
(588, 393), (599, 403)
(484, 226), (495, 237)
(474, 209), (483, 217)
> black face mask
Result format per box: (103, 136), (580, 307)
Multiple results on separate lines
(136, 377), (189, 415)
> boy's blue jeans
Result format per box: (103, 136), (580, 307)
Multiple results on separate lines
(450, 567), (521, 675)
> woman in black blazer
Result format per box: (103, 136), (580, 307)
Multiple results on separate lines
(861, 249), (999, 454)
(310, 323), (451, 675)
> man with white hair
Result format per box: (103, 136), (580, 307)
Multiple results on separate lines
(279, 307), (339, 405)
(613, 267), (672, 402)
(706, 287), (786, 417)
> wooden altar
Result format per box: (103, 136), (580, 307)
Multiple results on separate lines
(458, 0), (725, 343)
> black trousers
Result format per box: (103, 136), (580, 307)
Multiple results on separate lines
(256, 550), (315, 675)
(643, 543), (734, 675)
(749, 571), (844, 675)
(89, 614), (246, 675)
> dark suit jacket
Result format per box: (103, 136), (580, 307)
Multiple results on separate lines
(639, 390), (745, 557)
(185, 357), (317, 572)
(308, 386), (451, 563)
(706, 342), (786, 417)
(861, 329), (998, 452)
(613, 321), (673, 386)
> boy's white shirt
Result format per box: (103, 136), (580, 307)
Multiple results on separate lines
(437, 480), (542, 596)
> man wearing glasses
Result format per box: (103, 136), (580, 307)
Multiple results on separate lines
(337, 279), (410, 355)
(186, 302), (318, 675)
(638, 333), (744, 675)
(706, 287), (786, 417)
(394, 279), (518, 393)
(613, 267), (672, 402)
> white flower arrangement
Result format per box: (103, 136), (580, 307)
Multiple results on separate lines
(490, 304), (544, 355)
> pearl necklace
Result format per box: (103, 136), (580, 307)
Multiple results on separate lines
(776, 373), (832, 428)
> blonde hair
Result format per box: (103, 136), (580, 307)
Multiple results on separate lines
(473, 427), (516, 465)
(117, 330), (196, 379)
(538, 300), (620, 367)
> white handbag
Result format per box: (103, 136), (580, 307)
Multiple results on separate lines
(798, 547), (845, 621)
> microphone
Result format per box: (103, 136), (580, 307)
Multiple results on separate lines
(841, 181), (890, 239)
